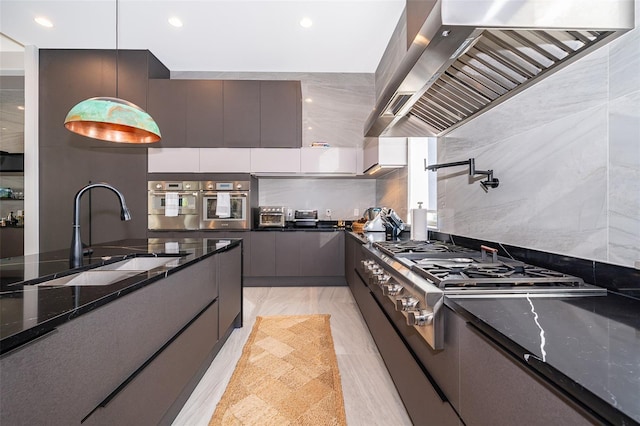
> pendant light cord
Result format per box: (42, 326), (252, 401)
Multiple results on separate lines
(115, 0), (119, 97)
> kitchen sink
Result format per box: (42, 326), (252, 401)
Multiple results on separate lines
(34, 256), (181, 287)
(95, 256), (180, 271)
(35, 270), (143, 287)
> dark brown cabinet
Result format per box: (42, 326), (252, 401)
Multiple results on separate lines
(148, 79), (301, 149)
(244, 231), (345, 285)
(299, 232), (344, 276)
(249, 231), (276, 276)
(275, 232), (301, 276)
(148, 79), (224, 148)
(223, 80), (261, 148)
(187, 80), (224, 147)
(458, 320), (597, 425)
(148, 79), (188, 147)
(260, 81), (302, 148)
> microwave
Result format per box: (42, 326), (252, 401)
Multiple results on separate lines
(258, 206), (287, 228)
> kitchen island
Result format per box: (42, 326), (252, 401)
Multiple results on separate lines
(0, 237), (242, 425)
(346, 231), (640, 426)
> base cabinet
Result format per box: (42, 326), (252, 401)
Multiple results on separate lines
(352, 267), (459, 426)
(84, 301), (219, 426)
(457, 319), (599, 426)
(245, 231), (345, 286)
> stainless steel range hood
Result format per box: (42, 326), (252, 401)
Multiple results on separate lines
(366, 0), (635, 137)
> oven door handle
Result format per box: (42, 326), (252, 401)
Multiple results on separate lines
(202, 192), (248, 197)
(150, 191), (199, 196)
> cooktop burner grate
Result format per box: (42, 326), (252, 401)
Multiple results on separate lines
(411, 259), (585, 288)
(373, 240), (474, 256)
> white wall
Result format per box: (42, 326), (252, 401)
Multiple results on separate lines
(437, 4), (640, 268)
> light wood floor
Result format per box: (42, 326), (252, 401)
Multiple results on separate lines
(172, 286), (412, 426)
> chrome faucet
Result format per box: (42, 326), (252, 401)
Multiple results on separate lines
(70, 182), (131, 268)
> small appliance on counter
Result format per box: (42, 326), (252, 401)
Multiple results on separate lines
(258, 206), (287, 228)
(294, 210), (318, 228)
(362, 207), (385, 232)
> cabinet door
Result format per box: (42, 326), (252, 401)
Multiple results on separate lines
(187, 80), (224, 147)
(356, 284), (459, 426)
(223, 81), (260, 148)
(275, 232), (301, 276)
(220, 231), (251, 277)
(218, 245), (242, 334)
(249, 232), (276, 276)
(147, 79), (187, 147)
(458, 321), (597, 426)
(84, 301), (219, 426)
(299, 232), (345, 276)
(260, 81), (302, 148)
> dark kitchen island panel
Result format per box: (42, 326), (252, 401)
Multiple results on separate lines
(0, 238), (243, 425)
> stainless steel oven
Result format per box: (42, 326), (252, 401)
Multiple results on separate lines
(148, 181), (200, 230)
(200, 181), (250, 230)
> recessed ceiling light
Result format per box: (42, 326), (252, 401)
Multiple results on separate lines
(168, 17), (183, 28)
(17, 106), (25, 110)
(34, 16), (53, 28)
(304, 98), (313, 103)
(299, 17), (313, 28)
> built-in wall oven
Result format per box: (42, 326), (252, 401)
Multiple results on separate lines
(148, 181), (200, 230)
(200, 181), (251, 230)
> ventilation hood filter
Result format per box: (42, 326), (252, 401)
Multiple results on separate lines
(366, 0), (635, 137)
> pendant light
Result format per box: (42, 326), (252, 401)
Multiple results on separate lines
(64, 0), (161, 143)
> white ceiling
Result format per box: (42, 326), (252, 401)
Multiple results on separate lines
(0, 0), (406, 73)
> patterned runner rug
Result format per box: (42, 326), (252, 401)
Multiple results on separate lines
(209, 314), (347, 425)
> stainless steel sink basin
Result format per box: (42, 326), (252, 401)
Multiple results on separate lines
(35, 270), (143, 287)
(34, 256), (181, 287)
(95, 257), (180, 271)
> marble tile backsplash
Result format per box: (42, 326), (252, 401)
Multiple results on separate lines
(258, 178), (376, 220)
(439, 4), (640, 268)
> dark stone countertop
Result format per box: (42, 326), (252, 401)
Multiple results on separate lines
(447, 292), (640, 425)
(348, 230), (640, 425)
(0, 237), (241, 355)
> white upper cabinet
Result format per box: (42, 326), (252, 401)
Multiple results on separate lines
(200, 148), (251, 172)
(148, 148), (199, 173)
(250, 148), (300, 174)
(362, 137), (407, 175)
(300, 147), (357, 174)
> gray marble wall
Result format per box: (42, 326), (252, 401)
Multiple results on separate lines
(376, 168), (408, 221)
(438, 4), (640, 268)
(258, 178), (376, 221)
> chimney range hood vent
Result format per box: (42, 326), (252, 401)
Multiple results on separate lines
(366, 0), (635, 138)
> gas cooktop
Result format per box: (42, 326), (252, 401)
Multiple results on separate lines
(411, 257), (585, 288)
(373, 240), (475, 256)
(372, 240), (606, 296)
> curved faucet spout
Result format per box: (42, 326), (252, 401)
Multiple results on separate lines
(70, 182), (131, 268)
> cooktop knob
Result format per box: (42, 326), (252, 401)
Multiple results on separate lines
(396, 296), (419, 312)
(384, 284), (403, 296)
(407, 310), (433, 326)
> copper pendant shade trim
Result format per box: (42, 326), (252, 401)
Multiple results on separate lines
(64, 97), (161, 144)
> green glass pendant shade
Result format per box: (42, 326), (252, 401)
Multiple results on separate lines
(64, 97), (161, 143)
